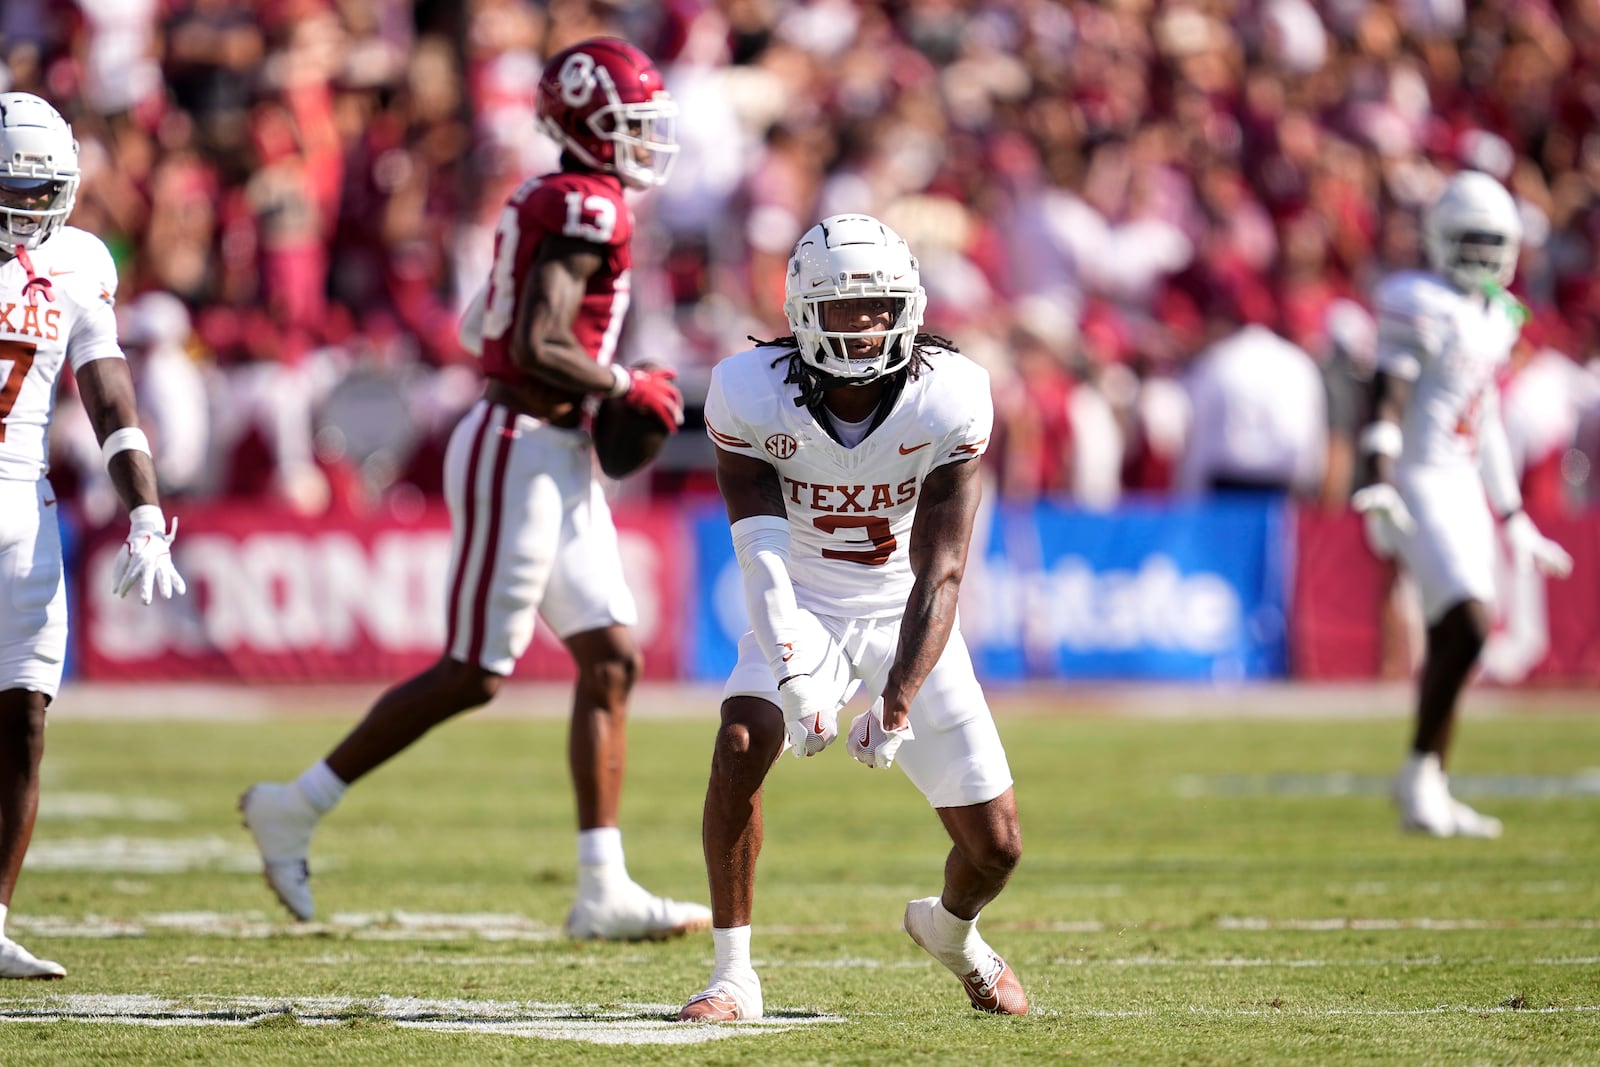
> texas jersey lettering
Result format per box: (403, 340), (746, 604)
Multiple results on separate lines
(1374, 270), (1522, 469)
(0, 226), (122, 480)
(476, 171), (633, 384)
(704, 343), (992, 618)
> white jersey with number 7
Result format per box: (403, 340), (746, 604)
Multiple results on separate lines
(0, 225), (123, 482)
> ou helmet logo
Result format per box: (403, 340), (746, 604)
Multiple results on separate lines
(558, 53), (597, 107)
(765, 434), (798, 459)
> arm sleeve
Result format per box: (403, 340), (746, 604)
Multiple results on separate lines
(731, 515), (806, 683)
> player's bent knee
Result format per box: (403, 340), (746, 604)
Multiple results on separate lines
(714, 715), (783, 768)
(434, 659), (503, 708)
(579, 651), (640, 702)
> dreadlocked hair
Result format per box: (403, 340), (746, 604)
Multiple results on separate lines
(751, 333), (957, 409)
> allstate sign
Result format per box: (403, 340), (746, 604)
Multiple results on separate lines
(963, 499), (1290, 681)
(687, 498), (1290, 683)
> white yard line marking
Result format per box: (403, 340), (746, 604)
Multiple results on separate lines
(1217, 917), (1600, 931)
(1178, 770), (1600, 798)
(0, 994), (840, 1046)
(8, 911), (563, 941)
(22, 836), (259, 873)
(14, 911), (1597, 941)
(37, 793), (184, 821)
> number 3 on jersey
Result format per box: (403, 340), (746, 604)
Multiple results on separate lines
(0, 340), (37, 444)
(816, 515), (897, 566)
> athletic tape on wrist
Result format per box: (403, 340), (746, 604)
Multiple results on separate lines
(101, 427), (151, 467)
(606, 363), (632, 398)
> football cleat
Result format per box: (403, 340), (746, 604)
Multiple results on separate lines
(1447, 798), (1503, 839)
(1393, 753), (1456, 837)
(0, 936), (66, 979)
(239, 782), (319, 921)
(565, 881), (712, 942)
(677, 970), (764, 1021)
(904, 896), (1028, 1015)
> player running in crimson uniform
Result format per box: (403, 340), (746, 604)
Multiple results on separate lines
(0, 94), (187, 978)
(1354, 170), (1573, 838)
(677, 215), (1027, 1022)
(241, 38), (710, 940)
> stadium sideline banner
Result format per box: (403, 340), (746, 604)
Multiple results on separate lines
(74, 504), (685, 683)
(1292, 508), (1600, 684)
(687, 498), (1292, 683)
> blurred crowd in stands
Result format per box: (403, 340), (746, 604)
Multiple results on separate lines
(7, 0), (1600, 522)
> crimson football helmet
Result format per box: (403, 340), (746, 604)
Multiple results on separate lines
(536, 38), (678, 189)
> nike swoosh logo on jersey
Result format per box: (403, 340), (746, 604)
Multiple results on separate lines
(898, 442), (930, 455)
(48, 268), (73, 277)
(42, 497), (56, 507)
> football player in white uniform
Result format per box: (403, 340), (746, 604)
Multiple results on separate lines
(1353, 170), (1572, 838)
(0, 93), (186, 978)
(677, 215), (1027, 1022)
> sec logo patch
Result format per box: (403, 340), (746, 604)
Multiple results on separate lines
(765, 433), (798, 460)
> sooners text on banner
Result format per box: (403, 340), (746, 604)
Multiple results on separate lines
(76, 505), (685, 682)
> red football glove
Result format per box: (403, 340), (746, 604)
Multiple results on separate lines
(620, 366), (685, 431)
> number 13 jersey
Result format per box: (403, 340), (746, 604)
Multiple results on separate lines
(0, 226), (123, 482)
(476, 171), (633, 387)
(705, 344), (992, 619)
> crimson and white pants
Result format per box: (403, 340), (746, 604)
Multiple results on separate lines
(442, 399), (636, 675)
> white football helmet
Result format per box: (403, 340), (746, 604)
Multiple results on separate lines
(783, 214), (927, 383)
(0, 93), (79, 253)
(1422, 170), (1521, 291)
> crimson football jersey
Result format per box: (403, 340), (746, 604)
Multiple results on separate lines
(477, 170), (633, 385)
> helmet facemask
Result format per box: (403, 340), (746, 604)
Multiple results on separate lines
(1435, 228), (1517, 291)
(787, 291), (923, 383)
(0, 123), (79, 252)
(592, 96), (678, 188)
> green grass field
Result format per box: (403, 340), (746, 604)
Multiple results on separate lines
(1, 688), (1596, 1065)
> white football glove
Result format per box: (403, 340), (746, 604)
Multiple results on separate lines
(113, 505), (187, 606)
(777, 673), (838, 759)
(848, 698), (914, 771)
(1351, 483), (1415, 559)
(1504, 511), (1573, 579)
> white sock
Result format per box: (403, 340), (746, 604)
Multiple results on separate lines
(0, 902), (7, 937)
(712, 925), (752, 976)
(577, 827), (625, 867)
(925, 899), (985, 971)
(576, 828), (627, 897)
(296, 760), (347, 815)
